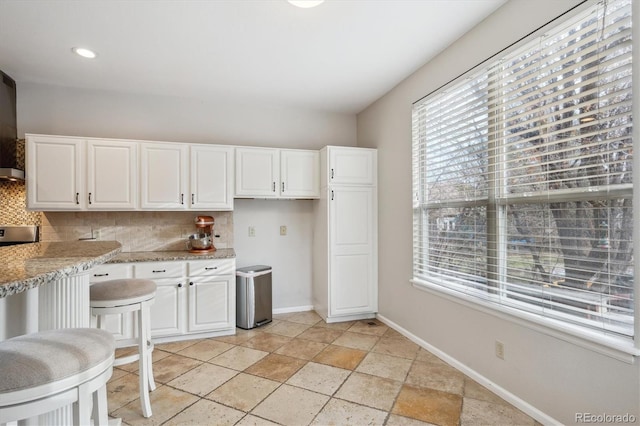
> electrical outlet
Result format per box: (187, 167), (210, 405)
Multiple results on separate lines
(280, 225), (287, 236)
(248, 226), (256, 237)
(94, 229), (101, 240)
(495, 341), (505, 360)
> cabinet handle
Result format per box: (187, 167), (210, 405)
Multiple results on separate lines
(282, 182), (285, 192)
(88, 192), (92, 205)
(152, 269), (166, 273)
(181, 193), (184, 204)
(272, 182), (276, 192)
(331, 168), (334, 179)
(189, 281), (194, 286)
(205, 266), (218, 270)
(93, 273), (109, 277)
(191, 194), (195, 204)
(178, 282), (183, 288)
(331, 190), (334, 201)
(76, 193), (79, 205)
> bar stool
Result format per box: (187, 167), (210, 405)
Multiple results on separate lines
(90, 278), (157, 418)
(0, 328), (115, 425)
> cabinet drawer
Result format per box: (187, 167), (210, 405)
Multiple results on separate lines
(90, 264), (133, 283)
(187, 259), (235, 276)
(134, 261), (185, 279)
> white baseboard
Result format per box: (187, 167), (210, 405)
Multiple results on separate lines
(375, 313), (561, 426)
(273, 305), (314, 315)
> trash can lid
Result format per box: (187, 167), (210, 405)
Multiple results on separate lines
(237, 265), (272, 274)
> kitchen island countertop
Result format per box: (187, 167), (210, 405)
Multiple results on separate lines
(0, 241), (122, 298)
(107, 248), (236, 263)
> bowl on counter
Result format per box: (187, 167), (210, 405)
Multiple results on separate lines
(187, 233), (212, 250)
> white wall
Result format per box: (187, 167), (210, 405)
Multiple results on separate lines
(233, 199), (315, 312)
(357, 0), (639, 424)
(13, 83), (357, 319)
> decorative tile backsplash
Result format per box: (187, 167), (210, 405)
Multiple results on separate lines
(41, 211), (233, 252)
(0, 182), (42, 225)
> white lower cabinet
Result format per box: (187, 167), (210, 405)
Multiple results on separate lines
(89, 258), (236, 343)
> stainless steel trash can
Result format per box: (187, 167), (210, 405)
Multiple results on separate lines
(236, 265), (272, 330)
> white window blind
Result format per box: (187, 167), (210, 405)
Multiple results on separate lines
(412, 0), (634, 339)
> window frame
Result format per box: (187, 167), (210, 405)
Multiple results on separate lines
(410, 0), (640, 360)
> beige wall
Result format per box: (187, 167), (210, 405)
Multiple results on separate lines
(357, 0), (640, 424)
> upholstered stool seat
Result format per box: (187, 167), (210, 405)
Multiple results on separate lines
(90, 278), (156, 418)
(0, 328), (115, 425)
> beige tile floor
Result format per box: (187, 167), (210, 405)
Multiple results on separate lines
(107, 311), (538, 426)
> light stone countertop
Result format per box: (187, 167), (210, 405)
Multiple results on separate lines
(107, 248), (236, 264)
(0, 241), (122, 298)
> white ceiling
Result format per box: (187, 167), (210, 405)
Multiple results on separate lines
(0, 0), (505, 114)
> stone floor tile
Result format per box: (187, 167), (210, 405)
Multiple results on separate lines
(209, 345), (269, 371)
(348, 319), (389, 336)
(356, 352), (413, 381)
(332, 331), (380, 351)
(151, 354), (203, 384)
(314, 320), (356, 331)
(406, 359), (465, 395)
(286, 361), (351, 395)
(312, 344), (367, 370)
(415, 348), (442, 363)
(252, 384), (329, 426)
(207, 373), (280, 412)
(311, 398), (388, 426)
(107, 372), (143, 413)
(115, 347), (171, 373)
(392, 384), (462, 426)
(297, 326), (343, 344)
(274, 338), (328, 360)
(245, 353), (307, 382)
(334, 371), (402, 411)
(156, 339), (198, 354)
(112, 384), (199, 425)
(235, 414), (281, 425)
(286, 310), (323, 325)
(383, 327), (406, 339)
(164, 399), (245, 426)
(372, 336), (420, 359)
(461, 397), (535, 426)
(176, 339), (235, 361)
(463, 378), (509, 405)
(167, 362), (237, 396)
(266, 320), (311, 337)
(386, 414), (435, 425)
(241, 332), (292, 352)
(214, 329), (262, 344)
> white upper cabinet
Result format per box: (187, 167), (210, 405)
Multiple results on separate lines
(26, 135), (84, 210)
(87, 139), (138, 210)
(140, 142), (189, 209)
(235, 147), (279, 198)
(327, 146), (376, 186)
(190, 145), (234, 210)
(235, 147), (319, 199)
(280, 149), (320, 198)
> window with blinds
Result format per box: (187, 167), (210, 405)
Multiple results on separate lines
(412, 0), (634, 340)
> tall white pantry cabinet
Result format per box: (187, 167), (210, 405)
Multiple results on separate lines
(313, 146), (378, 323)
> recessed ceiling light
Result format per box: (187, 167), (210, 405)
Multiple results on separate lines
(288, 0), (325, 8)
(72, 47), (97, 59)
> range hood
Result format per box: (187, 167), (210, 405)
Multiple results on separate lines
(0, 138), (25, 182)
(0, 71), (23, 182)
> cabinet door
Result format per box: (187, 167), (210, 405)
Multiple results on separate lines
(187, 275), (235, 332)
(235, 147), (279, 198)
(328, 147), (376, 185)
(190, 145), (233, 210)
(140, 142), (188, 209)
(149, 277), (186, 338)
(87, 139), (138, 210)
(329, 186), (377, 316)
(26, 135), (84, 210)
(280, 149), (320, 198)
